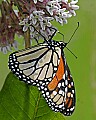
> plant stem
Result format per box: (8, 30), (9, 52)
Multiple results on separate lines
(24, 28), (31, 48)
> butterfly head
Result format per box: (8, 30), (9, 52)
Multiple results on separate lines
(58, 41), (67, 49)
(48, 40), (68, 50)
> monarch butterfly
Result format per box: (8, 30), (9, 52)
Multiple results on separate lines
(8, 39), (76, 116)
(9, 22), (79, 116)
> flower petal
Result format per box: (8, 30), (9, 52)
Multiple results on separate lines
(23, 26), (28, 32)
(30, 26), (34, 32)
(33, 0), (37, 4)
(19, 21), (25, 25)
(70, 10), (76, 16)
(70, 0), (78, 5)
(12, 40), (18, 50)
(71, 5), (79, 10)
(2, 47), (7, 54)
(6, 45), (12, 51)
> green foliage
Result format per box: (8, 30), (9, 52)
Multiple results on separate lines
(0, 72), (65, 120)
(0, 0), (3, 4)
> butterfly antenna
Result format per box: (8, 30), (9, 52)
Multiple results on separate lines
(65, 22), (79, 59)
(66, 47), (77, 59)
(67, 22), (79, 44)
(58, 32), (64, 42)
(57, 23), (79, 59)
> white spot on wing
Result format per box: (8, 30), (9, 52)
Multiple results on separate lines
(59, 90), (63, 95)
(72, 90), (75, 94)
(70, 106), (74, 111)
(65, 80), (68, 85)
(63, 73), (65, 79)
(62, 82), (65, 86)
(71, 94), (73, 98)
(59, 104), (63, 108)
(46, 92), (49, 96)
(71, 82), (74, 86)
(58, 83), (61, 88)
(65, 87), (68, 93)
(53, 91), (57, 95)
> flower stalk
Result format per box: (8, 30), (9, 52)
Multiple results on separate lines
(24, 28), (31, 48)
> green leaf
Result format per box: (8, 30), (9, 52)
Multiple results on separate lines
(0, 0), (3, 4)
(0, 72), (65, 120)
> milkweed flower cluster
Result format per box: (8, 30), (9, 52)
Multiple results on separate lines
(19, 0), (79, 39)
(0, 0), (79, 54)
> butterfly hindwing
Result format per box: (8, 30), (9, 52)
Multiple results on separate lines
(38, 52), (76, 116)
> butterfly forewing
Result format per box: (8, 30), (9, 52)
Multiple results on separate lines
(9, 43), (60, 85)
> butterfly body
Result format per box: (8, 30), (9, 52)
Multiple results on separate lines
(9, 40), (76, 116)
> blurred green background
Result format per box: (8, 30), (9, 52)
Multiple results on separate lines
(0, 0), (96, 120)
